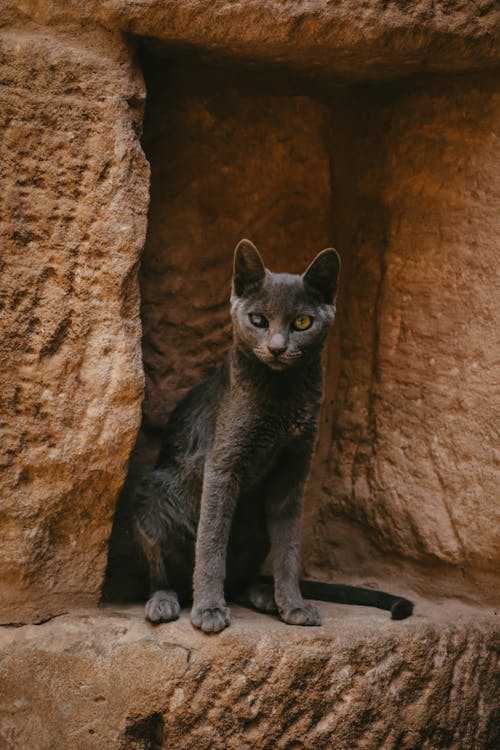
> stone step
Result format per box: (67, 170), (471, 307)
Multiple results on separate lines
(0, 599), (498, 749)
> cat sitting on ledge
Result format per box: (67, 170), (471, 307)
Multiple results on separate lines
(133, 239), (413, 633)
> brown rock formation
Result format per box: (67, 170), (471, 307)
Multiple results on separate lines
(377, 78), (500, 573)
(303, 75), (500, 604)
(0, 26), (149, 623)
(1, 3), (499, 746)
(0, 602), (498, 749)
(4, 0), (500, 79)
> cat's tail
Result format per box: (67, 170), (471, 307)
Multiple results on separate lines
(298, 579), (413, 620)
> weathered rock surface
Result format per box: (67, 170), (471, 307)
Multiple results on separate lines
(2, 0), (499, 646)
(376, 77), (500, 573)
(0, 602), (498, 749)
(303, 75), (500, 604)
(5, 0), (500, 79)
(0, 10), (498, 750)
(0, 26), (149, 623)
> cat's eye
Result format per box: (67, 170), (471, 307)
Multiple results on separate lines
(249, 313), (268, 328)
(292, 315), (313, 331)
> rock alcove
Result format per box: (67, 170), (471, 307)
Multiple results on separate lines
(104, 48), (342, 602)
(104, 45), (500, 610)
(1, 5), (499, 748)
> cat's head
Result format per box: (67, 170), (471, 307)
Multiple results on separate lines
(230, 239), (340, 371)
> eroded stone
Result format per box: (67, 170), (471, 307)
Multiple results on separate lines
(0, 26), (149, 623)
(303, 76), (500, 604)
(4, 1), (500, 79)
(0, 603), (498, 749)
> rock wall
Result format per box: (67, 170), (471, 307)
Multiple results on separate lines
(377, 77), (500, 575)
(5, 0), (500, 79)
(303, 76), (500, 604)
(0, 26), (149, 623)
(2, 15), (499, 622)
(1, 4), (500, 749)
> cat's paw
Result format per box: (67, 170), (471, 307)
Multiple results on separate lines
(191, 603), (231, 633)
(279, 601), (321, 626)
(245, 582), (278, 614)
(145, 590), (180, 623)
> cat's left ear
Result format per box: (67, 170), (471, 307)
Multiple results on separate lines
(303, 248), (341, 304)
(233, 239), (266, 296)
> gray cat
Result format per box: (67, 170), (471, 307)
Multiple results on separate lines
(134, 240), (413, 633)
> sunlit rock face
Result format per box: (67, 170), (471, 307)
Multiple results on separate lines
(0, 26), (149, 623)
(0, 603), (499, 750)
(303, 76), (500, 606)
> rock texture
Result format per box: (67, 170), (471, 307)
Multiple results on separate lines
(376, 77), (500, 572)
(0, 603), (498, 749)
(5, 0), (500, 79)
(0, 26), (149, 624)
(303, 75), (500, 604)
(0, 7), (499, 750)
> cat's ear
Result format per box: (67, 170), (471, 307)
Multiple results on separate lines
(233, 239), (266, 296)
(303, 248), (341, 304)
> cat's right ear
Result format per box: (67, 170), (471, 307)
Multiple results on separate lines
(303, 248), (341, 304)
(233, 239), (266, 296)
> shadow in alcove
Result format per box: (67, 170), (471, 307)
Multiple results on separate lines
(102, 40), (396, 604)
(101, 428), (156, 603)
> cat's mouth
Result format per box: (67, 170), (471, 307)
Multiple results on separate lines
(258, 354), (292, 371)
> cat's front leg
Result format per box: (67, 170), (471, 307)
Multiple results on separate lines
(191, 460), (239, 633)
(267, 452), (321, 627)
(268, 499), (321, 626)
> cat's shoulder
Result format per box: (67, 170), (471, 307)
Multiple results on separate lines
(161, 360), (229, 435)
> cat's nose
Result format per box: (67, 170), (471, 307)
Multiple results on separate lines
(268, 333), (287, 357)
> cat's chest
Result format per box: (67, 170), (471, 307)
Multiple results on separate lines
(244, 400), (318, 481)
(241, 407), (314, 487)
(217, 372), (321, 477)
(260, 401), (316, 441)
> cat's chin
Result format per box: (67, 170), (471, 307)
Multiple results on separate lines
(259, 357), (291, 371)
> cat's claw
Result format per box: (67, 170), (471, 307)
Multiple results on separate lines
(145, 590), (180, 623)
(279, 602), (321, 626)
(191, 603), (231, 633)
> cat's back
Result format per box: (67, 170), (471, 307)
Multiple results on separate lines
(155, 360), (228, 469)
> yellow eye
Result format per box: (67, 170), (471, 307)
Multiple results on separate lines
(293, 315), (312, 331)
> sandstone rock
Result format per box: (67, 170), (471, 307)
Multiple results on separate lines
(0, 17), (497, 750)
(0, 26), (149, 623)
(5, 1), (500, 79)
(2, 0), (499, 634)
(376, 77), (500, 573)
(303, 76), (500, 604)
(0, 602), (498, 749)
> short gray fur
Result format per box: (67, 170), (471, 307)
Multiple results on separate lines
(134, 240), (412, 633)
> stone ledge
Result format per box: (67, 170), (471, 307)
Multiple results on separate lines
(5, 1), (500, 79)
(0, 600), (498, 749)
